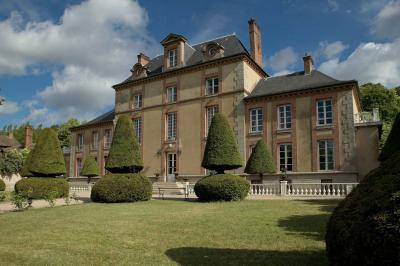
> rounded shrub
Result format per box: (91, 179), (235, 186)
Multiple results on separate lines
(0, 179), (5, 191)
(91, 173), (152, 203)
(14, 178), (69, 199)
(325, 154), (400, 265)
(194, 174), (250, 201)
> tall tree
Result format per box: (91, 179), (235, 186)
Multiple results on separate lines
(201, 113), (242, 174)
(57, 118), (80, 148)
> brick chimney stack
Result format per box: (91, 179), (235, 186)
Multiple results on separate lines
(248, 19), (263, 67)
(137, 53), (150, 66)
(25, 126), (33, 148)
(303, 53), (314, 75)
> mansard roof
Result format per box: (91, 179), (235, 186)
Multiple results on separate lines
(246, 70), (357, 99)
(116, 34), (251, 86)
(71, 109), (114, 130)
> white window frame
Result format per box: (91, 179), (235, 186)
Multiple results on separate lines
(77, 134), (84, 151)
(133, 94), (142, 110)
(77, 158), (83, 176)
(167, 153), (177, 175)
(206, 106), (219, 135)
(279, 143), (293, 172)
(166, 86), (177, 103)
(278, 105), (292, 130)
(206, 77), (219, 95)
(133, 118), (142, 144)
(250, 108), (263, 133)
(168, 49), (177, 68)
(317, 99), (333, 126)
(104, 129), (112, 149)
(318, 140), (335, 171)
(167, 112), (177, 140)
(91, 131), (99, 150)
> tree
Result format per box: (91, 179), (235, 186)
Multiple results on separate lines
(28, 128), (66, 177)
(80, 155), (100, 178)
(379, 112), (400, 161)
(0, 149), (24, 179)
(105, 115), (143, 173)
(244, 139), (276, 178)
(394, 86), (400, 97)
(201, 113), (242, 174)
(57, 118), (80, 148)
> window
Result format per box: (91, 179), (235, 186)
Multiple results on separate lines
(319, 140), (334, 170)
(103, 156), (110, 175)
(104, 129), (112, 149)
(249, 145), (256, 156)
(250, 108), (263, 133)
(133, 94), (142, 110)
(279, 144), (293, 171)
(77, 158), (83, 176)
(206, 77), (219, 95)
(166, 86), (177, 103)
(317, 99), (333, 126)
(167, 113), (177, 140)
(206, 106), (219, 134)
(91, 131), (99, 150)
(77, 134), (84, 151)
(168, 49), (177, 67)
(278, 105), (292, 129)
(133, 118), (142, 144)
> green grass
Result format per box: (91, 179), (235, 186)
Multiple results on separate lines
(0, 199), (339, 266)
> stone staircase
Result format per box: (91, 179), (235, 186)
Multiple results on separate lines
(152, 182), (187, 195)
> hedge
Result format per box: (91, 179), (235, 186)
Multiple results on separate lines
(245, 139), (275, 175)
(379, 112), (400, 161)
(201, 113), (242, 173)
(14, 178), (69, 199)
(105, 115), (143, 173)
(91, 173), (152, 203)
(194, 174), (250, 201)
(0, 179), (5, 191)
(80, 155), (100, 177)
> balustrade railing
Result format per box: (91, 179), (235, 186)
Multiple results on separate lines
(70, 184), (91, 192)
(286, 183), (358, 197)
(249, 183), (280, 196)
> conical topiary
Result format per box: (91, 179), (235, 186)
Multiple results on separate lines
(20, 150), (34, 177)
(80, 155), (100, 177)
(201, 113), (242, 174)
(105, 115), (143, 173)
(379, 112), (400, 161)
(244, 139), (276, 177)
(28, 128), (66, 177)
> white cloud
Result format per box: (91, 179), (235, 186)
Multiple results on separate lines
(319, 39), (400, 88)
(0, 98), (19, 115)
(319, 41), (348, 59)
(191, 14), (229, 44)
(371, 0), (400, 39)
(268, 47), (298, 71)
(0, 0), (160, 125)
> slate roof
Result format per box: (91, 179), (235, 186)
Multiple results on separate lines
(71, 109), (114, 130)
(116, 34), (251, 86)
(246, 70), (356, 99)
(0, 135), (21, 149)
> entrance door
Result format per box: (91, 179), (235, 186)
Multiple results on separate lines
(166, 153), (177, 182)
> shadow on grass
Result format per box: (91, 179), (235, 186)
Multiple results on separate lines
(297, 200), (340, 213)
(166, 247), (326, 266)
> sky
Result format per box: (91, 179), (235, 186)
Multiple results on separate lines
(0, 0), (400, 127)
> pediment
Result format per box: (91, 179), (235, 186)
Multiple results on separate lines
(160, 33), (187, 45)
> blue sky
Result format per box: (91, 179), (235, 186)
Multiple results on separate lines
(0, 0), (399, 127)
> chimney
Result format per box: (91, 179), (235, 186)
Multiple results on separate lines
(303, 53), (314, 75)
(248, 19), (263, 67)
(25, 126), (33, 148)
(137, 53), (150, 66)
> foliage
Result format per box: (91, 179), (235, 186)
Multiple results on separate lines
(0, 178), (5, 191)
(10, 192), (28, 211)
(326, 151), (400, 266)
(15, 178), (69, 199)
(80, 155), (100, 177)
(20, 148), (33, 177)
(0, 149), (24, 179)
(105, 115), (143, 173)
(91, 173), (152, 203)
(379, 112), (400, 161)
(0, 191), (6, 202)
(44, 190), (59, 207)
(201, 113), (242, 174)
(56, 118), (80, 148)
(28, 128), (66, 177)
(245, 139), (276, 175)
(194, 174), (250, 201)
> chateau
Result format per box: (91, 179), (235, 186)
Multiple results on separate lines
(69, 20), (381, 184)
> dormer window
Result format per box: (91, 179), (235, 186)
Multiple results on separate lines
(168, 49), (177, 68)
(202, 42), (224, 61)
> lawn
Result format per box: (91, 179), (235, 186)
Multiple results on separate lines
(0, 199), (339, 266)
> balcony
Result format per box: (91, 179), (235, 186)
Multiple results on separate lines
(354, 108), (381, 125)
